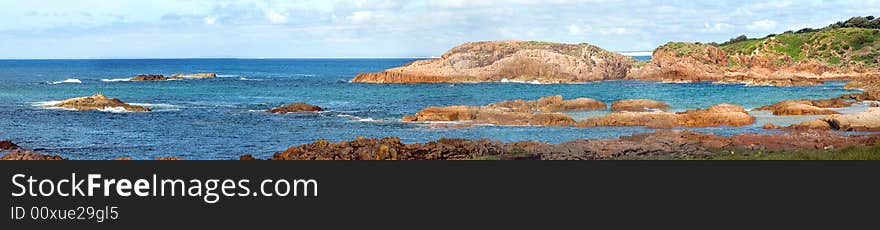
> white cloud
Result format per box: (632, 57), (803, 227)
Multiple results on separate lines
(567, 24), (591, 35)
(346, 11), (377, 23)
(701, 22), (733, 32)
(265, 10), (288, 24)
(746, 19), (777, 31)
(600, 27), (627, 35)
(203, 16), (217, 25)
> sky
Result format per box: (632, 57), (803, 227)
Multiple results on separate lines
(0, 0), (878, 59)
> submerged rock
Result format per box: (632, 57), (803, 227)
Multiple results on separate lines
(1, 150), (66, 160)
(52, 94), (151, 112)
(403, 95), (602, 126)
(610, 99), (670, 112)
(130, 74), (168, 81)
(267, 102), (324, 114)
(353, 40), (638, 84)
(170, 73), (217, 79)
(0, 140), (19, 150)
(579, 103), (754, 128)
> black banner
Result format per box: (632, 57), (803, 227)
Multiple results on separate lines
(2, 161), (879, 228)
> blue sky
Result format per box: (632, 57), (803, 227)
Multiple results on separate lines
(0, 0), (878, 59)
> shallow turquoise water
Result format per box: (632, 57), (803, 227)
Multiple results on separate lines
(0, 59), (864, 159)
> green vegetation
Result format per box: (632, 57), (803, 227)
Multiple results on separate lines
(711, 16), (880, 67)
(660, 42), (713, 56)
(705, 145), (880, 160)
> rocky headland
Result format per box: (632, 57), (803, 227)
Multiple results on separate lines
(353, 40), (639, 84)
(354, 17), (880, 87)
(47, 94), (150, 112)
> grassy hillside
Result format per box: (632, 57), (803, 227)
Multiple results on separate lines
(719, 27), (880, 67)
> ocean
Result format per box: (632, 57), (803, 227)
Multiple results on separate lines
(0, 58), (864, 159)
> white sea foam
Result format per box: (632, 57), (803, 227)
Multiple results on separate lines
(217, 74), (239, 78)
(337, 114), (383, 122)
(98, 107), (132, 113)
(49, 79), (82, 84)
(101, 78), (131, 82)
(32, 100), (62, 107)
(499, 78), (549, 85)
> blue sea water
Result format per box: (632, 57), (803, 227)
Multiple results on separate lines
(0, 58), (865, 159)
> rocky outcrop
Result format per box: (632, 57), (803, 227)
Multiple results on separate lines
(402, 95), (603, 126)
(730, 131), (880, 151)
(270, 131), (720, 160)
(783, 108), (880, 131)
(1, 150), (66, 160)
(0, 140), (19, 150)
(353, 40), (638, 84)
(50, 94), (151, 112)
(610, 99), (669, 112)
(155, 157), (184, 160)
(129, 73), (217, 81)
(841, 90), (880, 101)
(267, 102), (323, 114)
(631, 39), (880, 86)
(130, 74), (168, 81)
(578, 103), (754, 128)
(170, 73), (217, 79)
(269, 130), (880, 160)
(754, 99), (852, 115)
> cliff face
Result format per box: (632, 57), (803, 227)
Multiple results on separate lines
(353, 40), (639, 84)
(634, 28), (880, 86)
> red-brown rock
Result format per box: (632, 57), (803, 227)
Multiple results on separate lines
(1, 150), (66, 160)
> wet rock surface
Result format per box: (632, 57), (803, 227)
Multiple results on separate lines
(130, 74), (168, 81)
(267, 102), (324, 114)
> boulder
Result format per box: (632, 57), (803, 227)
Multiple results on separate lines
(528, 113), (576, 126)
(52, 94), (151, 112)
(676, 104), (755, 127)
(610, 99), (669, 112)
(267, 102), (323, 114)
(755, 98), (852, 115)
(578, 103), (754, 128)
(403, 95), (599, 126)
(577, 111), (679, 128)
(0, 140), (19, 150)
(785, 108), (880, 131)
(130, 74), (168, 81)
(754, 101), (840, 116)
(1, 150), (65, 160)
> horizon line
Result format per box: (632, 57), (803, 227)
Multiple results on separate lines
(0, 51), (654, 60)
